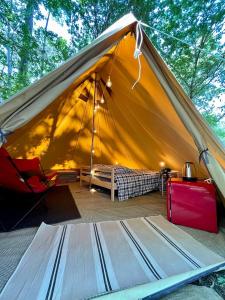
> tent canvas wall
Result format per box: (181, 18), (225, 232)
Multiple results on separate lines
(0, 13), (225, 200)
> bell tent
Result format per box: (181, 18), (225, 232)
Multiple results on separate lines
(0, 13), (225, 200)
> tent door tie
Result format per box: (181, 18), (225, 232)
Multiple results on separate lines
(132, 20), (151, 89)
(199, 148), (209, 164)
(132, 21), (144, 89)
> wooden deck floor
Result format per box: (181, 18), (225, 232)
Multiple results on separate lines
(68, 182), (167, 224)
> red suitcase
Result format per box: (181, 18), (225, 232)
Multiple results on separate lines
(167, 178), (218, 233)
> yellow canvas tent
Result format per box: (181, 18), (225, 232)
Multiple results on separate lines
(0, 13), (225, 200)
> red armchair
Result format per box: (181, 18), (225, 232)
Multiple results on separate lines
(0, 147), (57, 230)
(0, 147), (56, 193)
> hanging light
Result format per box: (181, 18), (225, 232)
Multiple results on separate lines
(159, 161), (165, 169)
(100, 95), (105, 104)
(92, 149), (95, 154)
(93, 129), (97, 133)
(106, 75), (112, 88)
(90, 188), (96, 193)
(96, 103), (100, 109)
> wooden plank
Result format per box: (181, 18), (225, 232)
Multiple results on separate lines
(80, 165), (119, 201)
(93, 172), (112, 179)
(81, 171), (92, 175)
(80, 175), (117, 190)
(93, 167), (113, 173)
(81, 170), (113, 180)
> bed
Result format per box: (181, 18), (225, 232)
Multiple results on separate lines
(80, 164), (160, 201)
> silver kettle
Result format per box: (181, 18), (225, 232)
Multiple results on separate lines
(182, 161), (197, 181)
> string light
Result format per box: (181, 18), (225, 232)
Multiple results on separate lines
(106, 75), (112, 88)
(93, 129), (97, 133)
(92, 149), (95, 153)
(96, 103), (100, 109)
(159, 161), (165, 168)
(100, 95), (105, 104)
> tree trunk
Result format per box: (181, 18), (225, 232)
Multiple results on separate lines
(6, 0), (12, 85)
(41, 11), (50, 75)
(19, 0), (35, 76)
(6, 46), (12, 77)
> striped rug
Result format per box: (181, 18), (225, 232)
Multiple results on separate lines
(1, 216), (224, 300)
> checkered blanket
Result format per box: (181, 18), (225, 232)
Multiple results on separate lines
(115, 170), (160, 201)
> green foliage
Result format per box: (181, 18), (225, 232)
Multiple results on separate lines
(0, 0), (224, 144)
(203, 112), (225, 146)
(0, 0), (70, 101)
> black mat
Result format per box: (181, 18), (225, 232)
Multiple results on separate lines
(0, 185), (81, 231)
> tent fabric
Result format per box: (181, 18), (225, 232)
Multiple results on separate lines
(4, 36), (205, 172)
(0, 13), (224, 199)
(0, 14), (136, 136)
(140, 34), (225, 202)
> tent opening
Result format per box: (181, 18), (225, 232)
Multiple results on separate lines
(5, 34), (209, 178)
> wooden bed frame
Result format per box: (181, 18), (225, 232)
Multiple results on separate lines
(80, 166), (117, 201)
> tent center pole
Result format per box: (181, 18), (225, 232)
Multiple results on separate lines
(90, 73), (97, 187)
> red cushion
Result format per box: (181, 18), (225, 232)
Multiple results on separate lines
(0, 147), (10, 157)
(0, 147), (56, 193)
(27, 176), (48, 193)
(13, 158), (44, 178)
(0, 155), (31, 193)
